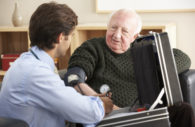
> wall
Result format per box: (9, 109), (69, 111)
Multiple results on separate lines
(0, 0), (195, 68)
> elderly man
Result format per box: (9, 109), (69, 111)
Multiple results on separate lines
(64, 9), (195, 127)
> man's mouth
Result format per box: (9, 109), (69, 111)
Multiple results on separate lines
(112, 39), (120, 43)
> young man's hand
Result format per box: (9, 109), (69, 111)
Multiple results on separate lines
(94, 92), (120, 111)
(100, 97), (113, 114)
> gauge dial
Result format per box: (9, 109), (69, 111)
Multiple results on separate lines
(100, 84), (110, 93)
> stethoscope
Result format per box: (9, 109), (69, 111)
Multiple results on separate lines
(30, 48), (58, 75)
(30, 49), (40, 60)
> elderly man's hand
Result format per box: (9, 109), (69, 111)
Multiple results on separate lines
(100, 97), (113, 114)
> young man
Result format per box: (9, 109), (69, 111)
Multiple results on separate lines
(0, 2), (113, 127)
(64, 9), (195, 127)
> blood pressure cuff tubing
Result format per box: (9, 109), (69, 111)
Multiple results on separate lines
(64, 67), (86, 87)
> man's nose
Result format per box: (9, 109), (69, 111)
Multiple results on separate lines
(113, 29), (122, 39)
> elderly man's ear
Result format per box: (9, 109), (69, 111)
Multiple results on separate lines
(130, 33), (139, 42)
(134, 33), (139, 40)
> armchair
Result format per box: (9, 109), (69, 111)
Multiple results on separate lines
(179, 69), (195, 112)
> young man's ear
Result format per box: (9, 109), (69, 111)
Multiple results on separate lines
(56, 33), (63, 43)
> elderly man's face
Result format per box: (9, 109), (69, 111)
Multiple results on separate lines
(106, 12), (138, 54)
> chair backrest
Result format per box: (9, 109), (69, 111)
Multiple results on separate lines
(0, 117), (29, 127)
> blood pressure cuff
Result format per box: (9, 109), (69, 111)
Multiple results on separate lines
(64, 67), (86, 87)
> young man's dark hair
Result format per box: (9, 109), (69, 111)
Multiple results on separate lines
(29, 2), (78, 49)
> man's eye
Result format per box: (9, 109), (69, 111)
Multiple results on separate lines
(122, 30), (128, 33)
(111, 26), (117, 30)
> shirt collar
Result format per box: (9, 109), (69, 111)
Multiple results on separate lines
(30, 46), (56, 71)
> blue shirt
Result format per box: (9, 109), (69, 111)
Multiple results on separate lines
(0, 46), (104, 127)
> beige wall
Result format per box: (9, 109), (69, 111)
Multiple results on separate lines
(0, 0), (195, 68)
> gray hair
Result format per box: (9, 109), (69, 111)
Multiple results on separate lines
(107, 8), (142, 36)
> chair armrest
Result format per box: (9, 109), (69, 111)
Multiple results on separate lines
(179, 69), (195, 112)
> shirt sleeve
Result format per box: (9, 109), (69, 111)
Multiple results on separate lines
(26, 65), (104, 124)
